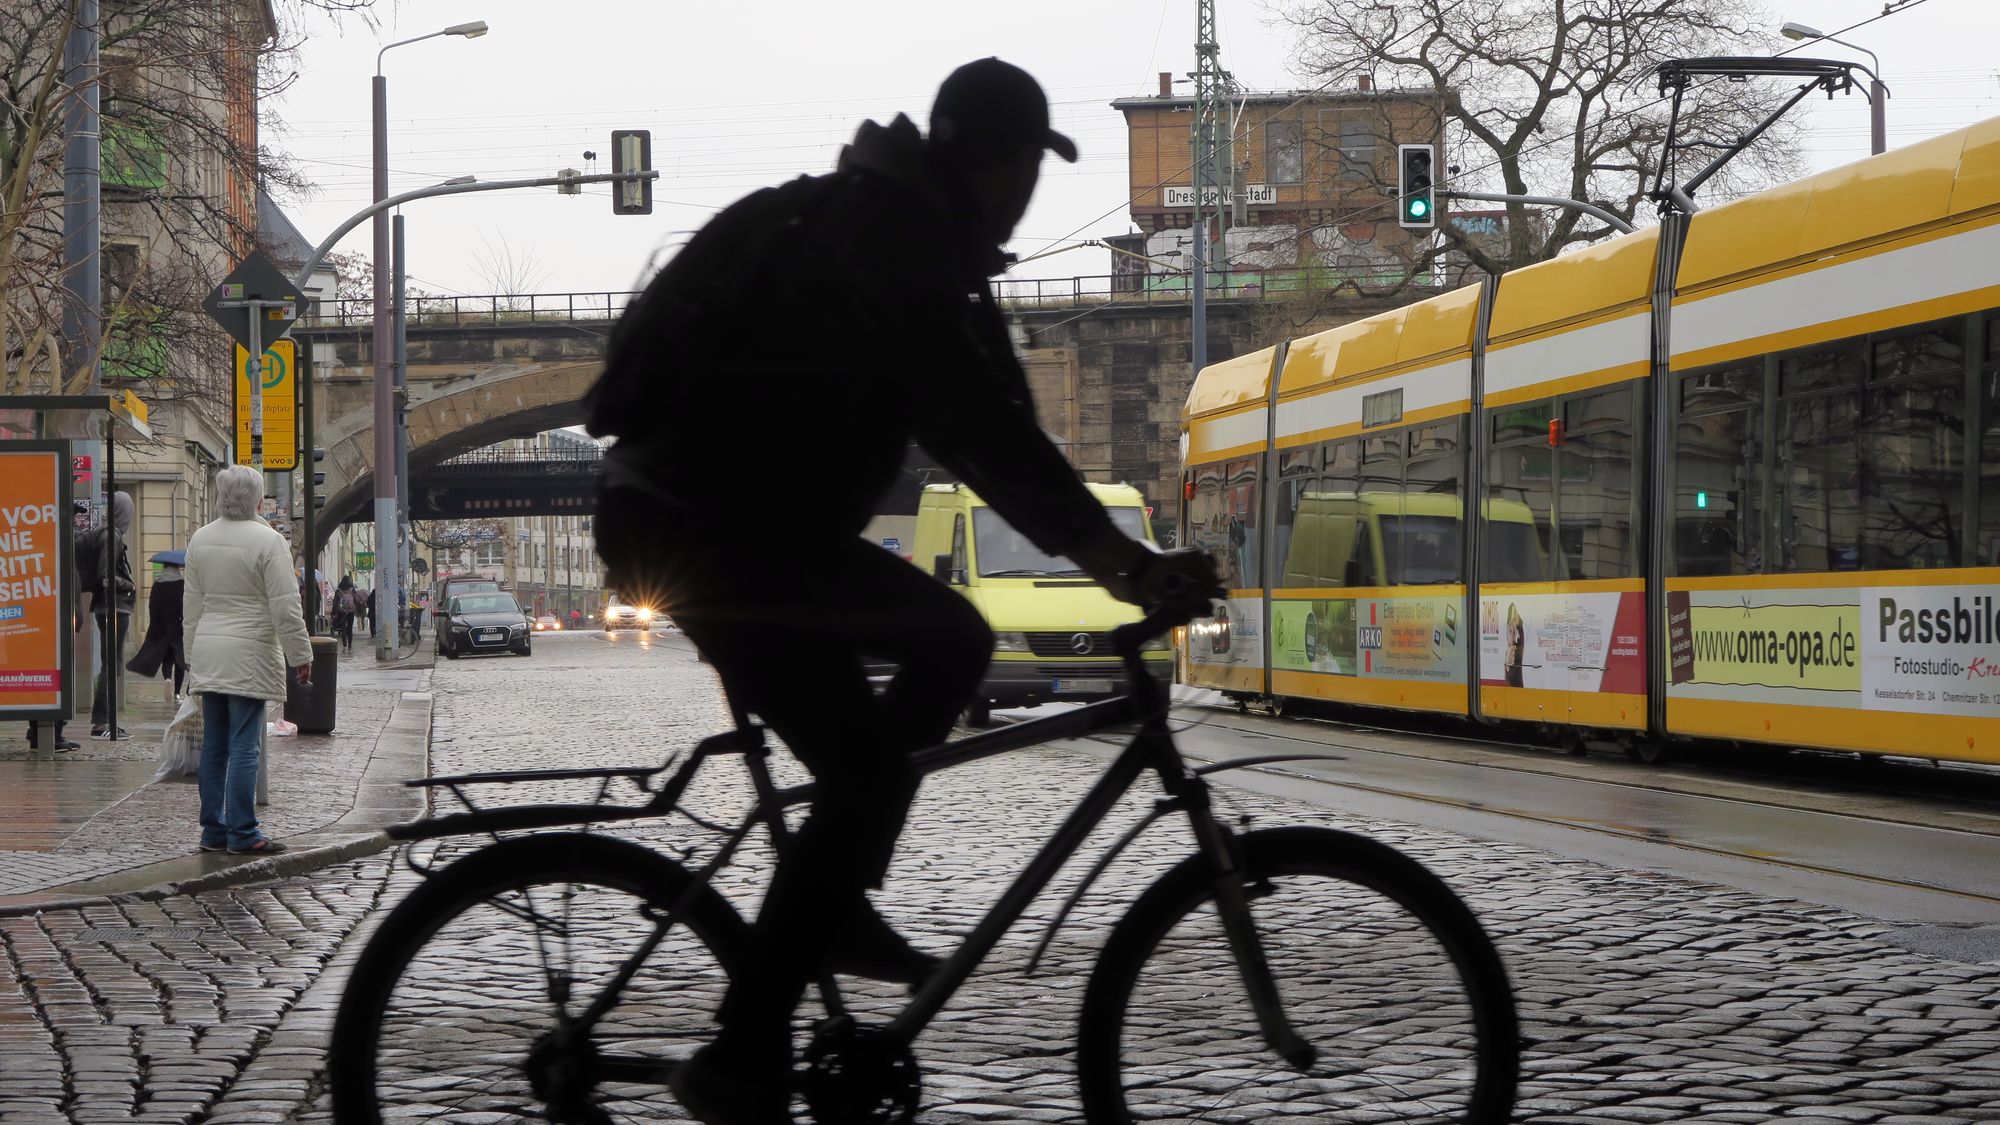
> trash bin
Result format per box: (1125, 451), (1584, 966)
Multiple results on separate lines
(284, 636), (340, 734)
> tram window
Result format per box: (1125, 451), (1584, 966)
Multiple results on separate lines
(1186, 462), (1232, 587)
(1681, 361), (1759, 413)
(1779, 344), (1862, 396)
(1273, 448), (1317, 588)
(1874, 326), (1962, 382)
(1359, 434), (1403, 583)
(1778, 393), (1862, 571)
(1861, 365), (1963, 569)
(1486, 444), (1555, 582)
(1224, 458), (1260, 589)
(1492, 401), (1554, 444)
(1675, 406), (1763, 576)
(1322, 440), (1359, 493)
(1560, 391), (1636, 580)
(1402, 422), (1462, 585)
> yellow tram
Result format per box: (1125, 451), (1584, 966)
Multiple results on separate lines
(1179, 115), (2000, 765)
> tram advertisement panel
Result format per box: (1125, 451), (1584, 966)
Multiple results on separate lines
(1477, 591), (1646, 693)
(1185, 596), (1266, 690)
(1270, 596), (1464, 682)
(1272, 592), (1464, 680)
(1666, 582), (2000, 718)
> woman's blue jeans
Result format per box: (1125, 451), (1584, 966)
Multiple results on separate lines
(197, 693), (265, 849)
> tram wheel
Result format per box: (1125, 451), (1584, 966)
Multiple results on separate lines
(1628, 739), (1672, 765)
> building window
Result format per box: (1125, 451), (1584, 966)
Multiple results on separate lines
(1265, 120), (1303, 184)
(473, 542), (504, 568)
(1340, 116), (1377, 183)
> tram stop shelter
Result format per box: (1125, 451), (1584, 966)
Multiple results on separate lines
(0, 393), (155, 735)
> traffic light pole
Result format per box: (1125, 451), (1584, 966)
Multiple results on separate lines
(286, 170), (656, 292)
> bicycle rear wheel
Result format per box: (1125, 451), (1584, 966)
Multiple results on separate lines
(1078, 826), (1517, 1125)
(328, 832), (748, 1125)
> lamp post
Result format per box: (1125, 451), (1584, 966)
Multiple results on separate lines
(373, 19), (487, 659)
(1781, 20), (1886, 155)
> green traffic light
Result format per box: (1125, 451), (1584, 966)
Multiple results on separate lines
(1408, 198), (1430, 220)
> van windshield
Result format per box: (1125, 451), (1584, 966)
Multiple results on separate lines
(973, 507), (1149, 577)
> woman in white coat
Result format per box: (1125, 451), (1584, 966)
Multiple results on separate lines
(183, 465), (314, 854)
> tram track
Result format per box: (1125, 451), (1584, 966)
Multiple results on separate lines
(1031, 701), (2000, 918)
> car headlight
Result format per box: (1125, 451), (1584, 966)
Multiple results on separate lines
(992, 631), (1030, 652)
(1141, 636), (1170, 651)
(510, 623), (527, 633)
(637, 607), (654, 621)
(451, 623), (469, 632)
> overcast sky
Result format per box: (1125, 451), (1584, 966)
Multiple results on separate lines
(265, 0), (2000, 298)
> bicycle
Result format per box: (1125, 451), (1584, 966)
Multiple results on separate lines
(327, 606), (1519, 1124)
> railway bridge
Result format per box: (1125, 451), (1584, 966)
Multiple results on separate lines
(294, 276), (1399, 552)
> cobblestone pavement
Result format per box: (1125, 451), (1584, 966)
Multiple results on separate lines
(7, 630), (1998, 1123)
(0, 643), (413, 902)
(177, 630), (1997, 1125)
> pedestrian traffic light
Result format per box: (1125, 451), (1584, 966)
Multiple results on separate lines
(1397, 143), (1436, 229)
(611, 129), (653, 216)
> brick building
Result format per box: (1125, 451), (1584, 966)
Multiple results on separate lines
(1110, 75), (1444, 289)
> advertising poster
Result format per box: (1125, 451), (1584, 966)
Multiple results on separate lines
(1666, 582), (2000, 718)
(0, 446), (70, 717)
(1187, 596), (1264, 670)
(1272, 596), (1464, 683)
(1478, 590), (1645, 693)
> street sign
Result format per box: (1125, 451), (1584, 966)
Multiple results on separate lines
(356, 551), (375, 572)
(203, 250), (303, 350)
(235, 340), (297, 469)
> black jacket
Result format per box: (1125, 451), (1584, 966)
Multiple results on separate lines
(127, 576), (184, 678)
(77, 526), (134, 617)
(587, 115), (1115, 559)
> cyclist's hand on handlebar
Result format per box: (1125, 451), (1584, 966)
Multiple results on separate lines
(1128, 548), (1223, 615)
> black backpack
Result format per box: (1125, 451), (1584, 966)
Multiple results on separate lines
(584, 174), (839, 441)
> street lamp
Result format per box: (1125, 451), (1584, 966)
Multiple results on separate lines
(372, 19), (488, 659)
(1781, 20), (1887, 155)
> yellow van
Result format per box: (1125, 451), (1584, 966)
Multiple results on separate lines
(913, 482), (1172, 725)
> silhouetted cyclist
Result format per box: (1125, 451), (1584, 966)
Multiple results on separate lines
(586, 58), (1214, 1125)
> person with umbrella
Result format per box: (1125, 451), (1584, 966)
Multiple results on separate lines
(128, 550), (188, 697)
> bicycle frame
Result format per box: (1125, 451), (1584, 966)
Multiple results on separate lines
(390, 609), (1342, 1079)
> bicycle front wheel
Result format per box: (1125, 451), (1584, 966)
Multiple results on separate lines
(328, 832), (748, 1125)
(1078, 826), (1517, 1125)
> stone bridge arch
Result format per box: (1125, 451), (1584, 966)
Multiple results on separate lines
(301, 319), (612, 550)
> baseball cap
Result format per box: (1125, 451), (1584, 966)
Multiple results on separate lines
(930, 58), (1078, 164)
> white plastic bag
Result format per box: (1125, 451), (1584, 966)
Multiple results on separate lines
(267, 718), (298, 737)
(151, 695), (201, 784)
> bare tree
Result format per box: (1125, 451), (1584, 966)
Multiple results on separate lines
(471, 230), (552, 313)
(2, 0), (378, 401)
(1279, 0), (1808, 276)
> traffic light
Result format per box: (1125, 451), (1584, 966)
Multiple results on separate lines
(1397, 143), (1436, 229)
(611, 129), (653, 216)
(311, 447), (326, 488)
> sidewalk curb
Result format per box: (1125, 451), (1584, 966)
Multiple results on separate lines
(0, 691), (432, 918)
